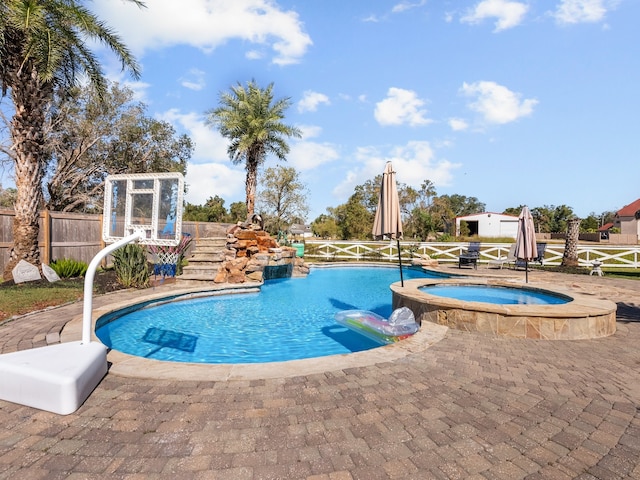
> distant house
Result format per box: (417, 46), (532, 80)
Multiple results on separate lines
(613, 198), (640, 242)
(598, 222), (614, 240)
(289, 223), (313, 239)
(455, 212), (519, 238)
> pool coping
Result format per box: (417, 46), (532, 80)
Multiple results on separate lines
(391, 277), (618, 340)
(61, 279), (449, 381)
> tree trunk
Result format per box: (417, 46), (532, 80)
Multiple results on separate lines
(245, 156), (259, 218)
(561, 217), (581, 267)
(2, 65), (50, 279)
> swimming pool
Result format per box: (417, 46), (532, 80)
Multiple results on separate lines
(96, 266), (440, 364)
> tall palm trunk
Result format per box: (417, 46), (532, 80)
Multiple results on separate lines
(244, 155), (259, 218)
(561, 217), (581, 267)
(3, 65), (50, 279)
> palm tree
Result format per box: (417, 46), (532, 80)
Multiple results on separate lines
(0, 0), (143, 279)
(207, 80), (301, 218)
(561, 217), (581, 267)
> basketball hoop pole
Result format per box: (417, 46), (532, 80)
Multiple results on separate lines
(81, 230), (146, 345)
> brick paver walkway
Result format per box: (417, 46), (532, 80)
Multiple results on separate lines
(1, 269), (639, 479)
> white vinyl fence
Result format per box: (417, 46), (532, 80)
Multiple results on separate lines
(302, 240), (640, 269)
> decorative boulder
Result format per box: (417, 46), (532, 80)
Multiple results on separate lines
(12, 260), (42, 284)
(42, 264), (61, 283)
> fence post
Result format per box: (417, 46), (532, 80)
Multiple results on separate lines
(42, 210), (51, 265)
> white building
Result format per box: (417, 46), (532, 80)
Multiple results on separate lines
(289, 223), (313, 238)
(455, 212), (519, 238)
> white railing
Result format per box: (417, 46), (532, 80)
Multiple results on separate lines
(302, 241), (640, 269)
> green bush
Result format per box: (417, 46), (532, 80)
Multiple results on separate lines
(111, 244), (149, 288)
(50, 258), (88, 278)
(436, 233), (454, 242)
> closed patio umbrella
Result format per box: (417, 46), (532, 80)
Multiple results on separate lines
(515, 206), (537, 283)
(372, 162), (404, 286)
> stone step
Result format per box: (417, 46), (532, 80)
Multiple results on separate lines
(180, 265), (220, 276)
(193, 237), (227, 247)
(192, 245), (227, 252)
(175, 278), (216, 287)
(178, 273), (218, 282)
(183, 261), (222, 269)
(189, 248), (227, 257)
(188, 253), (226, 263)
(180, 236), (228, 285)
(180, 268), (218, 277)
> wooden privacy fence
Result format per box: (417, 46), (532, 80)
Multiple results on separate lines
(1, 210), (103, 272)
(0, 209), (230, 273)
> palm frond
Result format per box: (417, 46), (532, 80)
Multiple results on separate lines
(1, 0), (142, 92)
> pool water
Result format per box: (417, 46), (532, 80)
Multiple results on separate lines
(96, 266), (437, 364)
(420, 284), (570, 305)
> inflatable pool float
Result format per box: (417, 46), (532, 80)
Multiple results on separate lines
(334, 307), (419, 345)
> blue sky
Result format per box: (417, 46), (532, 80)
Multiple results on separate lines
(6, 0), (640, 221)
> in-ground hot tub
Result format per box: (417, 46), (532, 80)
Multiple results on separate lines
(391, 278), (617, 340)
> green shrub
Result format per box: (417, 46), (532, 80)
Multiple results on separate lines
(111, 244), (149, 288)
(50, 258), (88, 278)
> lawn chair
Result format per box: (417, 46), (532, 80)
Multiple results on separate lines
(458, 241), (481, 269)
(515, 242), (547, 269)
(488, 244), (516, 269)
(534, 242), (547, 265)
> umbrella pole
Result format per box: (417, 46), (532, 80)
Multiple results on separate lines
(525, 260), (529, 283)
(397, 238), (404, 287)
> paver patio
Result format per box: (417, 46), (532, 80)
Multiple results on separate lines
(0, 267), (639, 479)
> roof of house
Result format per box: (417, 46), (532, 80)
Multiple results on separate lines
(616, 198), (640, 217)
(289, 224), (312, 234)
(455, 212), (518, 220)
(598, 222), (614, 231)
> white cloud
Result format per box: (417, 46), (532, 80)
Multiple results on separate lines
(245, 50), (263, 60)
(460, 81), (538, 124)
(92, 0), (312, 66)
(288, 141), (340, 171)
(157, 109), (228, 162)
(552, 0), (612, 24)
(156, 109), (246, 205)
(297, 91), (330, 113)
(392, 0), (427, 14)
(185, 162), (246, 206)
(333, 141), (460, 200)
(385, 141), (460, 187)
(374, 88), (432, 126)
(362, 14), (381, 23)
(449, 118), (469, 131)
(461, 0), (529, 32)
(180, 69), (206, 91)
(298, 125), (323, 139)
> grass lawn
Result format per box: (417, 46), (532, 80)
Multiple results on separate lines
(0, 281), (84, 322)
(0, 270), (123, 323)
(602, 269), (640, 280)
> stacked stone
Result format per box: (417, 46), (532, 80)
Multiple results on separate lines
(213, 223), (306, 284)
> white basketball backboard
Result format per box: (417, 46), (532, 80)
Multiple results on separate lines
(103, 172), (184, 246)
